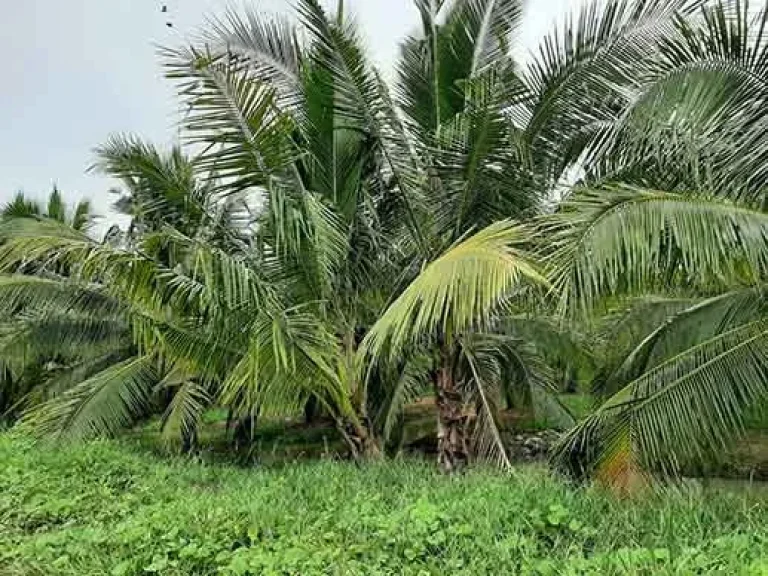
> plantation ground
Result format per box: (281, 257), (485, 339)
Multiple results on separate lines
(1, 434), (767, 575)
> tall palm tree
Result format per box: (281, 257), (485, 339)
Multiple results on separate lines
(547, 1), (768, 489)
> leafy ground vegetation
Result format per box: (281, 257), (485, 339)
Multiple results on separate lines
(1, 433), (766, 576)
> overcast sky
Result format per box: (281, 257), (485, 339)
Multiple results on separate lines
(0, 0), (585, 227)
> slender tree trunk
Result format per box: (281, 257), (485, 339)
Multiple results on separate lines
(434, 355), (469, 473)
(233, 413), (257, 452)
(304, 396), (320, 425)
(181, 427), (198, 455)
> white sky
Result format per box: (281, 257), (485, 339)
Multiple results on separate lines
(0, 0), (585, 225)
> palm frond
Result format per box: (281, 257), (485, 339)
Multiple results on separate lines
(363, 220), (545, 360)
(2, 192), (42, 219)
(219, 307), (352, 421)
(162, 46), (296, 193)
(158, 369), (212, 445)
(21, 355), (158, 441)
(522, 0), (702, 179)
(544, 186), (768, 316)
(552, 319), (768, 484)
(205, 5), (303, 108)
(608, 287), (767, 392)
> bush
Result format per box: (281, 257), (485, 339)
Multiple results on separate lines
(1, 433), (766, 575)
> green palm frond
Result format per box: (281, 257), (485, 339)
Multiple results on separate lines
(71, 200), (92, 232)
(0, 219), (270, 321)
(94, 136), (201, 222)
(400, 0), (523, 137)
(206, 5), (303, 107)
(459, 334), (512, 467)
(0, 274), (122, 318)
(363, 220), (545, 360)
(20, 355), (158, 441)
(162, 47), (296, 193)
(158, 369), (212, 445)
(2, 192), (42, 219)
(0, 311), (129, 368)
(586, 2), (768, 203)
(366, 352), (432, 445)
(46, 187), (66, 224)
(434, 67), (541, 237)
(544, 186), (768, 316)
(297, 0), (429, 252)
(607, 287), (767, 392)
(552, 318), (768, 484)
(220, 306), (352, 421)
(522, 0), (701, 178)
(29, 350), (134, 403)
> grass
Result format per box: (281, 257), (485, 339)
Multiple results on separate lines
(1, 433), (767, 575)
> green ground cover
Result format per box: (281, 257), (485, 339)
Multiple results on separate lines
(1, 433), (766, 575)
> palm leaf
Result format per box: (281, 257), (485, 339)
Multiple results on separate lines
(544, 186), (768, 316)
(552, 319), (768, 484)
(21, 355), (158, 441)
(363, 220), (545, 360)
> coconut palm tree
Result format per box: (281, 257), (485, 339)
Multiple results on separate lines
(2, 187), (92, 232)
(0, 191), (139, 430)
(360, 0), (702, 470)
(0, 153), (243, 448)
(546, 1), (768, 489)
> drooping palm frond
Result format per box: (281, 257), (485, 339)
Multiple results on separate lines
(0, 274), (122, 319)
(521, 0), (702, 180)
(544, 186), (768, 317)
(219, 306), (353, 422)
(19, 349), (134, 408)
(363, 220), (545, 361)
(20, 355), (158, 441)
(158, 368), (213, 446)
(606, 287), (767, 393)
(586, 2), (768, 204)
(552, 318), (768, 485)
(0, 218), (271, 322)
(459, 334), (512, 468)
(365, 351), (432, 446)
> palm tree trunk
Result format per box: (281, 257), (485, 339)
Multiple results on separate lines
(337, 416), (382, 461)
(434, 358), (469, 473)
(304, 396), (320, 425)
(233, 413), (257, 452)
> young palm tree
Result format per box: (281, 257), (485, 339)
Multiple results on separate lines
(361, 0), (700, 470)
(546, 1), (768, 488)
(0, 153), (244, 447)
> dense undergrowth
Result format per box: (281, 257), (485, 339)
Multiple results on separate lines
(1, 434), (766, 575)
